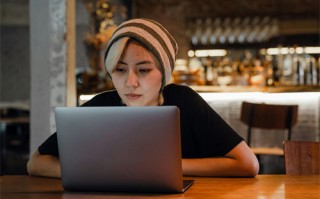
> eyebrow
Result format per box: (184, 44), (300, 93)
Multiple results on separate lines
(118, 60), (153, 65)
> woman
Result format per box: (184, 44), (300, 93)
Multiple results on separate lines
(27, 18), (259, 178)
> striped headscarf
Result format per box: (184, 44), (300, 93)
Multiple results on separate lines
(104, 18), (178, 87)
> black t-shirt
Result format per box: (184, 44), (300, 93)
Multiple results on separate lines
(39, 84), (243, 158)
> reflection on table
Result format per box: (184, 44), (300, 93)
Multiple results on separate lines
(1, 175), (319, 199)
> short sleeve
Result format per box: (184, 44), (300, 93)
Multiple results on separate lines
(38, 133), (59, 157)
(163, 84), (243, 158)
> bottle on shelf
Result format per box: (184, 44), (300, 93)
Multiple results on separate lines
(318, 57), (320, 85)
(249, 53), (266, 86)
(305, 55), (318, 85)
(292, 52), (305, 86)
(281, 53), (294, 86)
(216, 57), (233, 86)
(186, 46), (319, 88)
(202, 56), (214, 85)
(232, 60), (249, 86)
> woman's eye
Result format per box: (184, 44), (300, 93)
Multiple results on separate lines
(115, 67), (126, 72)
(139, 68), (151, 73)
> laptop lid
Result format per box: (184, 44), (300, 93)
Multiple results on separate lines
(55, 106), (192, 193)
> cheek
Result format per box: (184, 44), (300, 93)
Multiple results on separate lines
(145, 74), (163, 92)
(111, 75), (124, 88)
(153, 72), (163, 87)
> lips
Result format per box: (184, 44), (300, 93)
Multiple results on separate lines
(125, 93), (141, 100)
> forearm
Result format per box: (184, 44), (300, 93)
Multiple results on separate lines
(182, 157), (254, 177)
(27, 150), (61, 178)
(182, 141), (259, 177)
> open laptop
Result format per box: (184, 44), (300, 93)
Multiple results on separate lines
(55, 106), (193, 193)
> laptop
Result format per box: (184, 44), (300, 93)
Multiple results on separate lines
(55, 106), (193, 193)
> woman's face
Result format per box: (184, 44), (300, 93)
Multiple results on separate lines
(111, 41), (163, 106)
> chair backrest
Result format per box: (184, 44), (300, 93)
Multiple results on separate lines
(284, 141), (320, 175)
(240, 101), (298, 146)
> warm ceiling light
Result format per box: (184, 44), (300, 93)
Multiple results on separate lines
(192, 49), (227, 57)
(304, 47), (320, 54)
(266, 46), (320, 55)
(266, 48), (280, 55)
(188, 50), (195, 57)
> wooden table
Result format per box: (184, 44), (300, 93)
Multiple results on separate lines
(1, 175), (319, 199)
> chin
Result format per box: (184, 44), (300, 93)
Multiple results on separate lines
(125, 102), (144, 107)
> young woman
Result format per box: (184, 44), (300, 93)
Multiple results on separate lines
(27, 18), (259, 178)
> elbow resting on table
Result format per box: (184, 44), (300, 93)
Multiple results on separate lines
(27, 160), (39, 177)
(239, 152), (260, 177)
(241, 158), (260, 177)
(227, 141), (260, 177)
(26, 151), (42, 177)
(27, 150), (61, 178)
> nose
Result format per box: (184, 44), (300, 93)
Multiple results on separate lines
(126, 71), (139, 88)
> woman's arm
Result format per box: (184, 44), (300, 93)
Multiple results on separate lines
(27, 141), (257, 178)
(182, 141), (259, 177)
(27, 150), (61, 178)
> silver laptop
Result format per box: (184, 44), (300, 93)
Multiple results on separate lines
(55, 106), (193, 193)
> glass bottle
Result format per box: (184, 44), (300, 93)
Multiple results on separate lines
(305, 55), (318, 85)
(292, 52), (305, 86)
(281, 53), (293, 86)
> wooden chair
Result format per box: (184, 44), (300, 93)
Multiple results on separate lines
(284, 141), (320, 175)
(240, 101), (298, 156)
